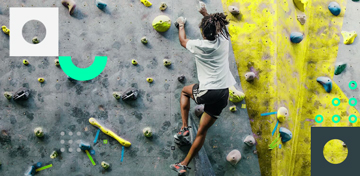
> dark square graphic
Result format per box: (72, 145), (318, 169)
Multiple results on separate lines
(312, 127), (360, 176)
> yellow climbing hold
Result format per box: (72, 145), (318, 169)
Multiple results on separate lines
(277, 107), (289, 123)
(38, 77), (45, 83)
(23, 59), (29, 65)
(229, 105), (237, 112)
(2, 25), (10, 35)
(146, 77), (154, 83)
(152, 15), (171, 32)
(293, 0), (308, 12)
(140, 0), (152, 7)
(229, 86), (245, 103)
(341, 31), (357, 45)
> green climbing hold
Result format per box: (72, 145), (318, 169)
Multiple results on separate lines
(4, 92), (12, 100)
(32, 37), (40, 44)
(50, 151), (58, 159)
(143, 127), (152, 137)
(112, 92), (121, 100)
(101, 161), (110, 169)
(34, 127), (44, 137)
(152, 15), (171, 32)
(141, 37), (148, 44)
(334, 63), (346, 75)
(163, 59), (171, 66)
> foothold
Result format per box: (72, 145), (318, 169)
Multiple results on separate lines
(50, 151), (58, 159)
(293, 0), (308, 12)
(35, 162), (42, 169)
(61, 0), (76, 15)
(178, 75), (185, 83)
(152, 15), (171, 32)
(140, 0), (152, 7)
(328, 2), (341, 16)
(334, 63), (346, 75)
(32, 37), (39, 44)
(24, 165), (36, 176)
(277, 107), (289, 123)
(1, 25), (10, 35)
(79, 141), (91, 151)
(13, 87), (30, 101)
(132, 59), (138, 65)
(54, 59), (60, 66)
(279, 127), (292, 143)
(96, 0), (107, 9)
(229, 86), (245, 103)
(316, 76), (332, 93)
(297, 14), (306, 25)
(343, 142), (347, 147)
(245, 72), (256, 81)
(90, 150), (95, 155)
(244, 135), (256, 146)
(4, 92), (12, 100)
(194, 105), (204, 117)
(228, 6), (240, 15)
(112, 92), (121, 100)
(229, 105), (237, 112)
(38, 77), (45, 83)
(147, 77), (154, 83)
(101, 161), (110, 169)
(23, 59), (29, 65)
(141, 37), (148, 44)
(290, 32), (304, 43)
(159, 2), (167, 11)
(341, 31), (357, 45)
(226, 150), (241, 165)
(143, 127), (152, 137)
(163, 59), (171, 66)
(121, 88), (138, 101)
(67, 76), (76, 83)
(34, 127), (44, 138)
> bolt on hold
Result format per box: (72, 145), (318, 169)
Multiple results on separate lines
(61, 0), (76, 15)
(132, 59), (138, 65)
(38, 77), (45, 83)
(112, 92), (121, 100)
(4, 92), (12, 100)
(141, 37), (148, 44)
(163, 59), (171, 66)
(54, 59), (60, 66)
(32, 37), (40, 44)
(159, 2), (167, 11)
(34, 127), (44, 138)
(101, 161), (110, 169)
(23, 59), (29, 65)
(147, 77), (154, 83)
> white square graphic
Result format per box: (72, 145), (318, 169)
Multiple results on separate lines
(10, 8), (59, 57)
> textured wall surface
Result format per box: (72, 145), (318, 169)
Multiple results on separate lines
(0, 0), (260, 176)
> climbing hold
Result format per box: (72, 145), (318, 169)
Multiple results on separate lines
(316, 76), (332, 93)
(178, 75), (185, 83)
(24, 165), (36, 176)
(32, 37), (39, 44)
(293, 0), (308, 12)
(328, 2), (341, 16)
(101, 161), (110, 169)
(226, 150), (241, 165)
(290, 32), (304, 43)
(61, 0), (76, 15)
(147, 77), (154, 83)
(244, 135), (256, 146)
(4, 92), (12, 100)
(163, 59), (171, 66)
(141, 37), (148, 44)
(96, 0), (107, 9)
(245, 72), (256, 81)
(341, 31), (357, 45)
(132, 59), (138, 65)
(279, 127), (292, 143)
(334, 63), (346, 75)
(35, 162), (42, 169)
(174, 17), (187, 29)
(194, 104), (204, 117)
(79, 141), (91, 151)
(229, 86), (245, 103)
(143, 127), (152, 137)
(38, 77), (45, 83)
(13, 87), (30, 101)
(54, 59), (60, 66)
(342, 142), (347, 147)
(297, 14), (306, 25)
(152, 15), (171, 32)
(112, 92), (121, 100)
(1, 25), (9, 35)
(34, 127), (44, 137)
(50, 151), (58, 159)
(67, 76), (76, 83)
(23, 59), (29, 65)
(229, 105), (237, 112)
(140, 0), (152, 7)
(277, 107), (289, 123)
(159, 2), (167, 11)
(228, 6), (240, 15)
(121, 88), (138, 101)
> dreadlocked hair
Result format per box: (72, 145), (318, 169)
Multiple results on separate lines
(199, 13), (230, 40)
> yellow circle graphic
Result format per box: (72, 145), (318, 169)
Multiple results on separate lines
(323, 139), (348, 164)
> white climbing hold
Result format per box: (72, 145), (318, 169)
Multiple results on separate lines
(194, 105), (204, 117)
(244, 135), (256, 146)
(226, 149), (241, 165)
(245, 72), (256, 81)
(228, 6), (240, 15)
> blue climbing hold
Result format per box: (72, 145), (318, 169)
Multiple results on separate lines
(24, 165), (36, 176)
(316, 76), (332, 93)
(96, 0), (107, 9)
(290, 32), (304, 43)
(90, 149), (95, 155)
(35, 162), (43, 169)
(279, 127), (292, 143)
(328, 2), (341, 16)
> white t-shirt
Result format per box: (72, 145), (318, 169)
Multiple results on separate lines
(186, 35), (236, 90)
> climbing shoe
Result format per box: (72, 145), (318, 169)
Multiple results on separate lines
(170, 163), (191, 175)
(174, 127), (189, 139)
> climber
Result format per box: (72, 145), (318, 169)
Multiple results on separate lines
(170, 2), (236, 175)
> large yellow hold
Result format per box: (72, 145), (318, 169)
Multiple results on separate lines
(341, 31), (357, 45)
(152, 15), (171, 32)
(293, 0), (308, 12)
(140, 0), (152, 7)
(229, 86), (245, 103)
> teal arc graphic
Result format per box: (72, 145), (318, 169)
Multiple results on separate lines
(59, 56), (107, 81)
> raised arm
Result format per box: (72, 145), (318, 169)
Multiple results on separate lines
(176, 17), (189, 48)
(199, 1), (209, 17)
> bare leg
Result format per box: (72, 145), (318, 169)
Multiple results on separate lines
(180, 84), (195, 129)
(180, 112), (216, 166)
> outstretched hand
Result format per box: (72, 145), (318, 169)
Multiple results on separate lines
(198, 1), (209, 16)
(175, 16), (187, 28)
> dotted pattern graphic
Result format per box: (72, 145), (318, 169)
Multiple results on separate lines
(60, 131), (82, 153)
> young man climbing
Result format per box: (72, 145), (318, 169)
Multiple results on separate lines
(170, 2), (237, 175)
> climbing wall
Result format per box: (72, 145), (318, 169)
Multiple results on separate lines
(0, 0), (261, 175)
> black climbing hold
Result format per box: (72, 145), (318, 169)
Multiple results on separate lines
(13, 87), (30, 101)
(121, 88), (139, 101)
(178, 75), (185, 82)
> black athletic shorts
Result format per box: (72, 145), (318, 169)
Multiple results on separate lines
(192, 84), (229, 119)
